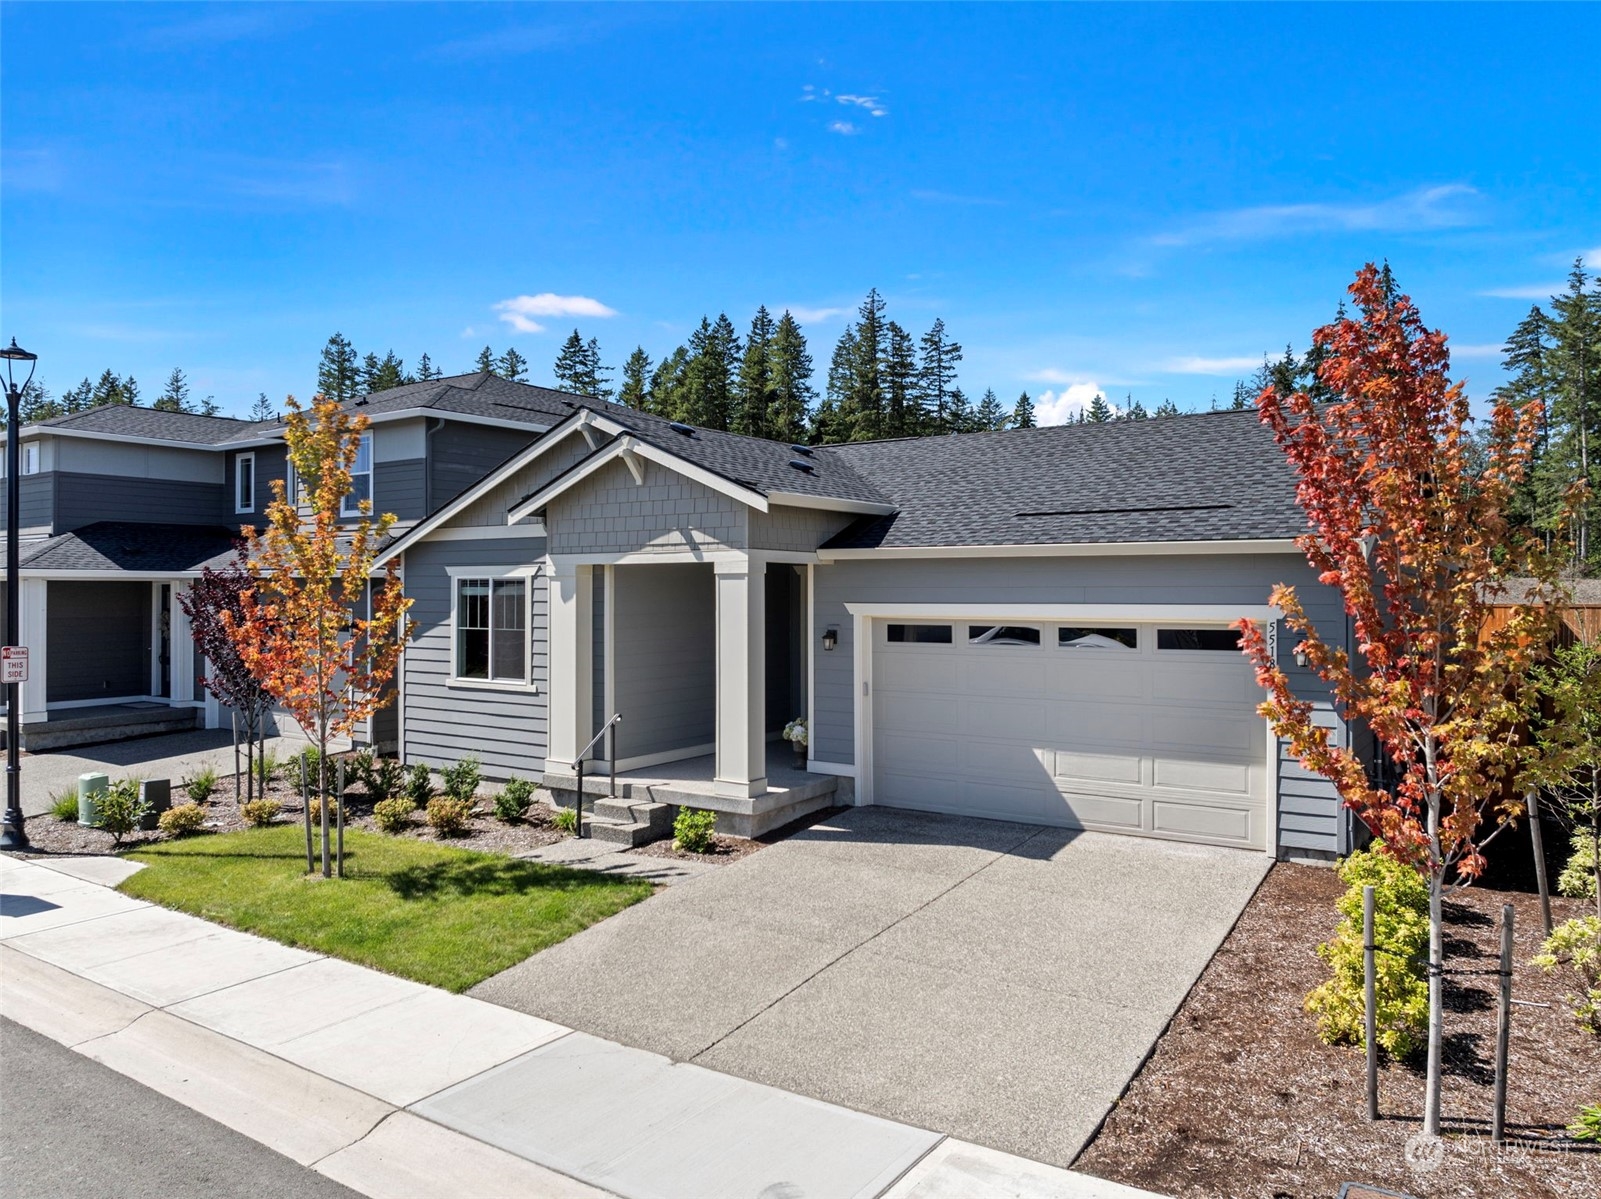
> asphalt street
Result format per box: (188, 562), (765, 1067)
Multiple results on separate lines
(0, 1016), (363, 1199)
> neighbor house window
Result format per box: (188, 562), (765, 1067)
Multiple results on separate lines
(455, 577), (528, 683)
(341, 432), (372, 517)
(968, 625), (1041, 646)
(887, 623), (953, 644)
(1157, 627), (1243, 651)
(21, 442), (40, 475)
(235, 453), (255, 514)
(1058, 627), (1137, 650)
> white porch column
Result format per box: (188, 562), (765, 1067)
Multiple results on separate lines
(19, 578), (48, 722)
(547, 559), (593, 770)
(172, 582), (196, 705)
(714, 556), (767, 798)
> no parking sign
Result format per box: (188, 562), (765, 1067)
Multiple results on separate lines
(1, 646), (28, 684)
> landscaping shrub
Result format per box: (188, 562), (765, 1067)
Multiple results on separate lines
(184, 764), (219, 805)
(1304, 845), (1430, 1058)
(494, 776), (534, 822)
(673, 807), (719, 854)
(1557, 829), (1599, 901)
(441, 755), (481, 803)
(356, 753), (405, 803)
(373, 796), (415, 834)
(48, 790), (79, 822)
(553, 805), (579, 834)
(1571, 1103), (1601, 1143)
(306, 796), (343, 825)
(349, 748), (375, 787)
(95, 779), (150, 846)
(255, 748), (282, 789)
(158, 802), (207, 837)
(240, 798), (281, 827)
(426, 795), (473, 837)
(405, 762), (435, 807)
(1534, 915), (1601, 1033)
(300, 746), (324, 789)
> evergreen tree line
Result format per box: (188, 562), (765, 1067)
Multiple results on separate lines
(315, 333), (457, 407)
(17, 366), (221, 422)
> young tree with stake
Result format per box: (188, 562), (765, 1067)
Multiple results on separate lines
(1238, 264), (1568, 1136)
(228, 395), (411, 877)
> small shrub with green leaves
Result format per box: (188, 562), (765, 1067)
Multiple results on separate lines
(93, 779), (150, 845)
(405, 763), (436, 807)
(425, 795), (473, 837)
(1304, 844), (1430, 1058)
(1558, 829), (1599, 901)
(157, 802), (207, 837)
(553, 805), (579, 835)
(373, 796), (415, 834)
(1534, 915), (1601, 1034)
(306, 795), (344, 825)
(350, 748), (376, 787)
(1570, 1103), (1601, 1143)
(495, 776), (535, 822)
(49, 790), (79, 822)
(356, 753), (405, 802)
(184, 764), (219, 805)
(300, 746), (325, 789)
(672, 807), (719, 854)
(240, 798), (281, 827)
(441, 755), (481, 803)
(254, 748), (282, 790)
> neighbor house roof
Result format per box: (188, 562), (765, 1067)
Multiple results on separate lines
(3, 522), (243, 574)
(343, 371), (579, 429)
(26, 405), (274, 446)
(818, 409), (1308, 550)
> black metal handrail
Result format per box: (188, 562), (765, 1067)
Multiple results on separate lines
(572, 713), (621, 838)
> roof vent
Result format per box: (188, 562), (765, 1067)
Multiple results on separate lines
(668, 421), (697, 437)
(790, 443), (814, 456)
(788, 458), (815, 474)
(354, 397), (368, 406)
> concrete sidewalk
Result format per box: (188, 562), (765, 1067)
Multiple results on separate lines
(1, 853), (1165, 1199)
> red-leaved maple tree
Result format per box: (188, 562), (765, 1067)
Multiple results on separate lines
(1238, 265), (1567, 1135)
(228, 395), (411, 877)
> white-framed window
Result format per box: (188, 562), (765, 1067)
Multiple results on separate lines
(21, 442), (40, 476)
(1057, 626), (1138, 650)
(453, 575), (529, 685)
(234, 452), (255, 514)
(341, 432), (372, 517)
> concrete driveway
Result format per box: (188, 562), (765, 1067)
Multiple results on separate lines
(472, 806), (1272, 1168)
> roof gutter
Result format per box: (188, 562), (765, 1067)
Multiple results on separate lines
(815, 538), (1305, 561)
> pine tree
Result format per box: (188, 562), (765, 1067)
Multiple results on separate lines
(196, 394), (220, 417)
(1086, 392), (1113, 423)
(360, 352), (382, 393)
(648, 346), (689, 419)
(475, 345), (497, 376)
(680, 316), (738, 429)
(1541, 261), (1601, 567)
(415, 353), (442, 381)
(734, 306), (776, 436)
(123, 376), (140, 405)
(1230, 379), (1253, 409)
(946, 387), (974, 433)
(1125, 396), (1149, 420)
(769, 311), (815, 443)
(153, 368), (191, 412)
(1154, 398), (1182, 418)
(369, 351), (407, 392)
(883, 322), (918, 438)
(585, 337), (614, 401)
(61, 378), (94, 412)
(91, 370), (134, 406)
(318, 334), (361, 403)
(812, 324), (858, 444)
(618, 347), (652, 409)
(497, 347), (529, 384)
(917, 318), (963, 433)
(975, 388), (1006, 430)
(552, 331), (587, 392)
(847, 289), (888, 441)
(250, 392), (277, 422)
(1012, 391), (1035, 429)
(18, 380), (58, 422)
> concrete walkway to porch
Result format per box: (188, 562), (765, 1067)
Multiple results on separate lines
(1, 851), (1164, 1199)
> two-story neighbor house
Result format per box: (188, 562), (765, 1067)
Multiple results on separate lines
(3, 372), (1357, 859)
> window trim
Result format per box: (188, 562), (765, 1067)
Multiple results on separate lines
(446, 565), (540, 691)
(234, 452), (256, 514)
(340, 431), (373, 518)
(967, 623), (1043, 648)
(21, 442), (40, 476)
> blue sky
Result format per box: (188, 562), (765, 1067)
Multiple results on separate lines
(3, 2), (1597, 423)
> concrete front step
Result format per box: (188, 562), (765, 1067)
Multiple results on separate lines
(6, 707), (203, 753)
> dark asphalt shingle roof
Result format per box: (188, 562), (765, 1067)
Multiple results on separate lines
(2, 523), (243, 573)
(32, 405), (275, 445)
(818, 409), (1308, 549)
(344, 372), (578, 428)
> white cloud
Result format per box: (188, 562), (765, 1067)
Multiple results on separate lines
(460, 327), (478, 339)
(494, 293), (618, 334)
(836, 94), (887, 117)
(1034, 383), (1104, 426)
(1477, 283), (1565, 300)
(1165, 355), (1263, 375)
(1450, 342), (1505, 360)
(786, 305), (852, 324)
(1154, 183), (1483, 247)
(828, 121), (859, 136)
(1582, 247), (1601, 269)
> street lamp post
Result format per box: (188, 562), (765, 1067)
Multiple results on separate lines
(1, 337), (37, 851)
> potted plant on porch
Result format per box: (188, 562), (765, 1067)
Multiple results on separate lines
(782, 717), (808, 769)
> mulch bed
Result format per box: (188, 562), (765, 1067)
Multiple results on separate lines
(1074, 863), (1601, 1199)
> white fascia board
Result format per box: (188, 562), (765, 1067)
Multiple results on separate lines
(816, 538), (1304, 561)
(11, 427), (239, 452)
(506, 437), (631, 524)
(764, 491), (897, 516)
(625, 441), (770, 512)
(507, 434), (771, 523)
(372, 415), (588, 566)
(841, 602), (1282, 624)
(20, 569), (207, 581)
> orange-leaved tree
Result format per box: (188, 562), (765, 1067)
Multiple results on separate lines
(1237, 264), (1569, 1136)
(228, 394), (411, 877)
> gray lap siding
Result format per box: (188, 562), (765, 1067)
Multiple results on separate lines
(400, 536), (549, 779)
(810, 552), (1350, 855)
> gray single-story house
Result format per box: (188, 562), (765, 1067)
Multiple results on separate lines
(377, 400), (1359, 860)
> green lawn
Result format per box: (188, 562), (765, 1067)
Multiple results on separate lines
(120, 826), (654, 992)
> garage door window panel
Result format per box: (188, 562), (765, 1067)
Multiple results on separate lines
(1057, 627), (1138, 650)
(1156, 627), (1243, 652)
(887, 623), (953, 644)
(968, 625), (1041, 647)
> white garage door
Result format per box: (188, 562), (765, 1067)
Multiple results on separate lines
(870, 620), (1268, 849)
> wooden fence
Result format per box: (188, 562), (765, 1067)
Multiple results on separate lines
(1482, 603), (1601, 646)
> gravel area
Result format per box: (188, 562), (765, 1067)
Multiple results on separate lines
(1075, 862), (1601, 1199)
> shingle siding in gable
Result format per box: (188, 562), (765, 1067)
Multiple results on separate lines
(748, 505), (855, 553)
(546, 459), (749, 556)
